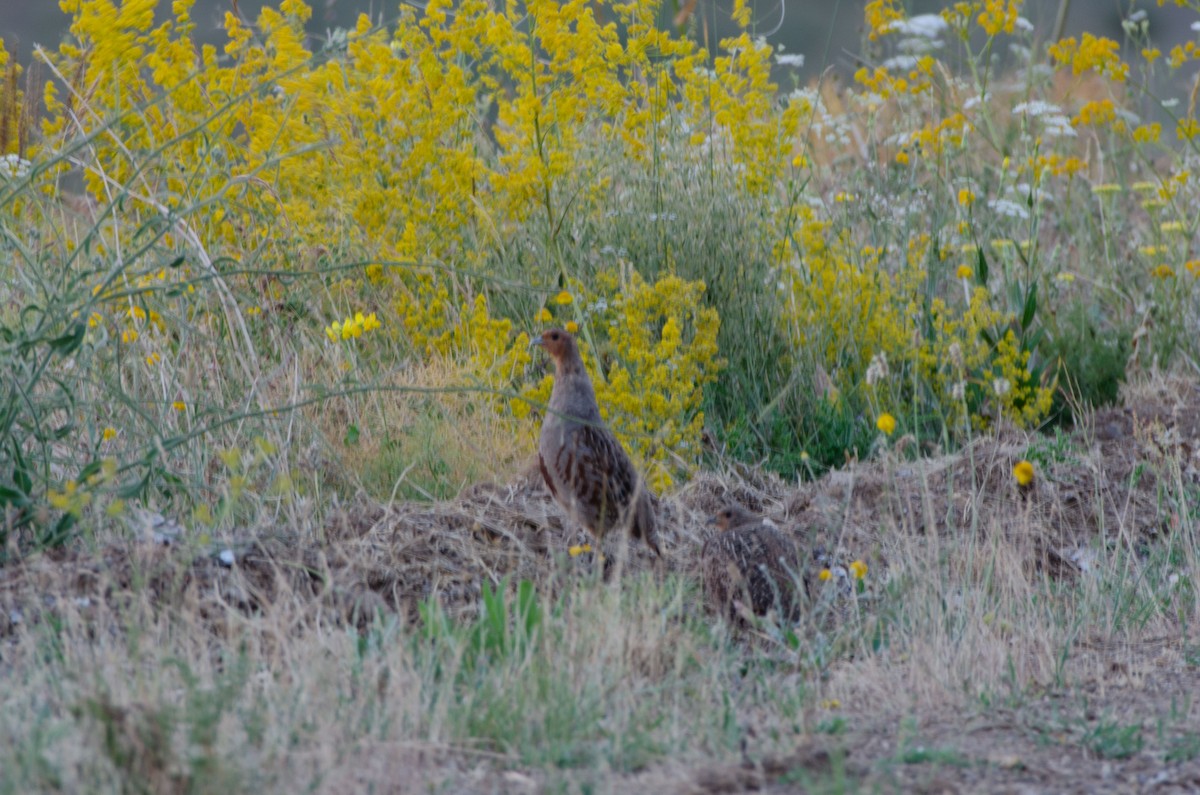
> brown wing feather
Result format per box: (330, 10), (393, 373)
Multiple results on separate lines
(551, 423), (658, 553)
(538, 452), (558, 499)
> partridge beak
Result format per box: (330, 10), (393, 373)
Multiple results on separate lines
(529, 335), (544, 348)
(706, 515), (719, 526)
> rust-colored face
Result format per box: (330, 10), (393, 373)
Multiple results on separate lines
(530, 327), (576, 361)
(709, 504), (754, 531)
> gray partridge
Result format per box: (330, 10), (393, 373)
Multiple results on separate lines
(530, 328), (662, 558)
(703, 504), (801, 622)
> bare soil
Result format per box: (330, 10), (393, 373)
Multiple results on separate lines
(2, 382), (1198, 793)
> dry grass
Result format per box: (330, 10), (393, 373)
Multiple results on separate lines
(1, 378), (1197, 792)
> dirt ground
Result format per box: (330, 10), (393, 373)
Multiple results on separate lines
(2, 381), (1198, 793)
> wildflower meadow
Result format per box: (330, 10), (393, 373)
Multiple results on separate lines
(1, 0), (1199, 790)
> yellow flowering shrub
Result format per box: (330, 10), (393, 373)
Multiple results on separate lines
(5, 0), (1200, 535)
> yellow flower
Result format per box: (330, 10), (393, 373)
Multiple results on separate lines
(565, 321), (579, 334)
(876, 413), (896, 435)
(121, 329), (139, 344)
(1151, 264), (1175, 279)
(553, 291), (574, 306)
(536, 307), (553, 324)
(1160, 221), (1186, 234)
(1185, 260), (1200, 277)
(818, 568), (832, 582)
(145, 352), (160, 366)
(956, 264), (973, 280)
(1013, 459), (1035, 486)
(568, 543), (593, 557)
(172, 401), (187, 412)
(895, 150), (909, 165)
(849, 560), (868, 579)
(958, 188), (975, 207)
(102, 427), (118, 441)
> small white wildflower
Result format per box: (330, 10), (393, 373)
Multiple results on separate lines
(1041, 115), (1077, 138)
(1013, 100), (1063, 118)
(988, 198), (1030, 220)
(219, 549), (236, 566)
(0, 154), (32, 180)
(951, 381), (966, 400)
(865, 353), (890, 386)
(883, 55), (920, 71)
(885, 14), (948, 39)
(993, 378), (1012, 397)
(775, 53), (805, 67)
(963, 94), (989, 110)
(1015, 17), (1034, 33)
(948, 342), (964, 369)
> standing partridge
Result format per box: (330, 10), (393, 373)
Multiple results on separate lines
(703, 504), (801, 622)
(531, 328), (662, 558)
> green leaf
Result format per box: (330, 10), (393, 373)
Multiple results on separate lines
(47, 321), (86, 357)
(975, 248), (989, 285)
(1021, 283), (1038, 331)
(0, 483), (29, 508)
(344, 424), (360, 446)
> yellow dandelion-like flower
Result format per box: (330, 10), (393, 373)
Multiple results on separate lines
(102, 427), (117, 441)
(1151, 264), (1175, 279)
(121, 329), (139, 344)
(1139, 245), (1163, 258)
(849, 560), (868, 579)
(172, 401), (187, 412)
(956, 264), (973, 280)
(876, 413), (896, 435)
(565, 321), (579, 334)
(895, 150), (910, 165)
(553, 291), (574, 306)
(536, 307), (553, 324)
(958, 188), (975, 207)
(818, 568), (833, 582)
(791, 154), (808, 168)
(145, 352), (160, 366)
(325, 321), (341, 342)
(820, 699), (841, 710)
(1185, 260), (1200, 276)
(1160, 221), (1186, 234)
(568, 543), (593, 557)
(1013, 459), (1035, 486)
